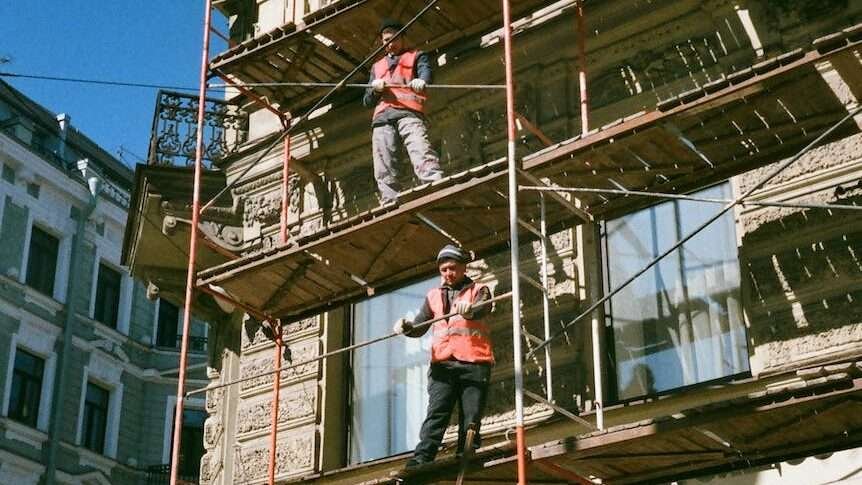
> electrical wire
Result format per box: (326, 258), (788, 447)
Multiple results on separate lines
(0, 71), (209, 92)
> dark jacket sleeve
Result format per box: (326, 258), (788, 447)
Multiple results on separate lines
(414, 51), (432, 83)
(362, 68), (380, 108)
(466, 285), (492, 320)
(403, 296), (434, 338)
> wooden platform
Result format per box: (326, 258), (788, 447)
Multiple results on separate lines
(210, 0), (556, 111)
(197, 38), (860, 322)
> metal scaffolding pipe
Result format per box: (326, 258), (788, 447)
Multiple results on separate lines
(208, 81), (506, 89)
(169, 1), (213, 483)
(540, 195), (554, 402)
(527, 104), (862, 361)
(501, 0), (528, 482)
(268, 330), (284, 485)
(200, 0), (441, 214)
(520, 185), (862, 212)
(185, 292), (514, 397)
(280, 132), (292, 244)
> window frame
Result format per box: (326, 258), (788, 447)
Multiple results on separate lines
(24, 224), (60, 297)
(81, 381), (110, 454)
(93, 261), (122, 328)
(7, 348), (45, 428)
(1, 319), (59, 433)
(600, 182), (751, 404)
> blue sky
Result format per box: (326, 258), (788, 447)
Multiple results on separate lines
(0, 1), (228, 167)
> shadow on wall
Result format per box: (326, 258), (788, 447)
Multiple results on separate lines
(740, 190), (862, 351)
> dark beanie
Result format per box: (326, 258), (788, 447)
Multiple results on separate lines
(379, 18), (404, 34)
(437, 244), (469, 264)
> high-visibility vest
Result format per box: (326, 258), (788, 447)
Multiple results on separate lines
(426, 283), (495, 364)
(372, 50), (427, 118)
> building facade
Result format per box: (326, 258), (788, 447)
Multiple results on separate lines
(0, 80), (210, 484)
(124, 0), (862, 483)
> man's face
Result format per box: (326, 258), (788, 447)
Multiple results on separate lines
(381, 29), (404, 55)
(438, 259), (467, 286)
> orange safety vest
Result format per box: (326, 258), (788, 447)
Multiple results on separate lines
(372, 50), (427, 118)
(426, 283), (495, 365)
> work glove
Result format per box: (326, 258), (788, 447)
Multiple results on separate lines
(409, 78), (426, 93)
(393, 317), (408, 335)
(453, 301), (473, 317)
(371, 79), (385, 92)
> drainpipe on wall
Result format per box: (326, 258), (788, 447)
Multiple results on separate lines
(44, 159), (101, 485)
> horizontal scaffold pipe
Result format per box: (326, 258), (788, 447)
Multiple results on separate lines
(208, 81), (506, 90)
(199, 0), (442, 214)
(525, 104), (862, 361)
(186, 291), (513, 398)
(519, 186), (862, 212)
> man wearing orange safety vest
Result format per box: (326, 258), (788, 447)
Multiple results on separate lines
(362, 18), (443, 204)
(393, 244), (494, 468)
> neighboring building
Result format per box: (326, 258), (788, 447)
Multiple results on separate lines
(0, 79), (210, 484)
(124, 0), (862, 484)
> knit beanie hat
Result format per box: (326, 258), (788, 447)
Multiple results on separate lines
(436, 244), (468, 264)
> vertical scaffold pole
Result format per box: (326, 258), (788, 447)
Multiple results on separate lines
(575, 0), (604, 431)
(540, 195), (553, 402)
(280, 133), (291, 244)
(268, 329), (283, 485)
(501, 0), (528, 483)
(170, 1), (213, 484)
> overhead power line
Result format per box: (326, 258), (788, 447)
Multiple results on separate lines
(0, 71), (204, 92)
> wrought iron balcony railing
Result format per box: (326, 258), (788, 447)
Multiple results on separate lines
(148, 90), (248, 168)
(146, 463), (198, 485)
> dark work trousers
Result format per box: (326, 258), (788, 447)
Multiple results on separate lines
(412, 360), (491, 463)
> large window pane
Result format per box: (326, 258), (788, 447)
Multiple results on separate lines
(82, 382), (109, 454)
(350, 277), (436, 463)
(26, 226), (59, 296)
(94, 263), (121, 327)
(606, 184), (748, 400)
(8, 349), (44, 427)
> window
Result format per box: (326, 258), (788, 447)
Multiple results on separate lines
(94, 263), (121, 327)
(82, 382), (109, 454)
(605, 184), (749, 401)
(1, 164), (14, 184)
(8, 349), (44, 427)
(156, 300), (180, 348)
(350, 277), (436, 463)
(168, 408), (207, 478)
(26, 226), (59, 296)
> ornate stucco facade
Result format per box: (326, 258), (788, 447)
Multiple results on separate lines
(124, 0), (862, 483)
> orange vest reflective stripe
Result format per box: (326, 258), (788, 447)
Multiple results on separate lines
(372, 50), (427, 118)
(426, 283), (495, 365)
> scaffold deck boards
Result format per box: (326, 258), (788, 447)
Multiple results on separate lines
(196, 40), (860, 322)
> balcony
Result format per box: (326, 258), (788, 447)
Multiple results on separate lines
(146, 464), (198, 485)
(147, 90), (248, 169)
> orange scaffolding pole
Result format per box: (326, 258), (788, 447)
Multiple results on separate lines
(169, 0), (213, 484)
(268, 328), (284, 485)
(501, 0), (528, 483)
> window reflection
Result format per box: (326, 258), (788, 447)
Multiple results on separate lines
(350, 277), (436, 463)
(606, 184), (749, 400)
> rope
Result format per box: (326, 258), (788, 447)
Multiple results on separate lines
(185, 291), (512, 397)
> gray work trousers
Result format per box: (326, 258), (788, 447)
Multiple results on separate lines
(372, 116), (443, 202)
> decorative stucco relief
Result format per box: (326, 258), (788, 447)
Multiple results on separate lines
(237, 381), (317, 437)
(232, 428), (315, 483)
(239, 340), (319, 394)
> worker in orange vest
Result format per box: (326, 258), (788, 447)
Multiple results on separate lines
(393, 245), (495, 468)
(362, 18), (443, 205)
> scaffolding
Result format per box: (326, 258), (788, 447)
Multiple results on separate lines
(158, 1), (862, 484)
